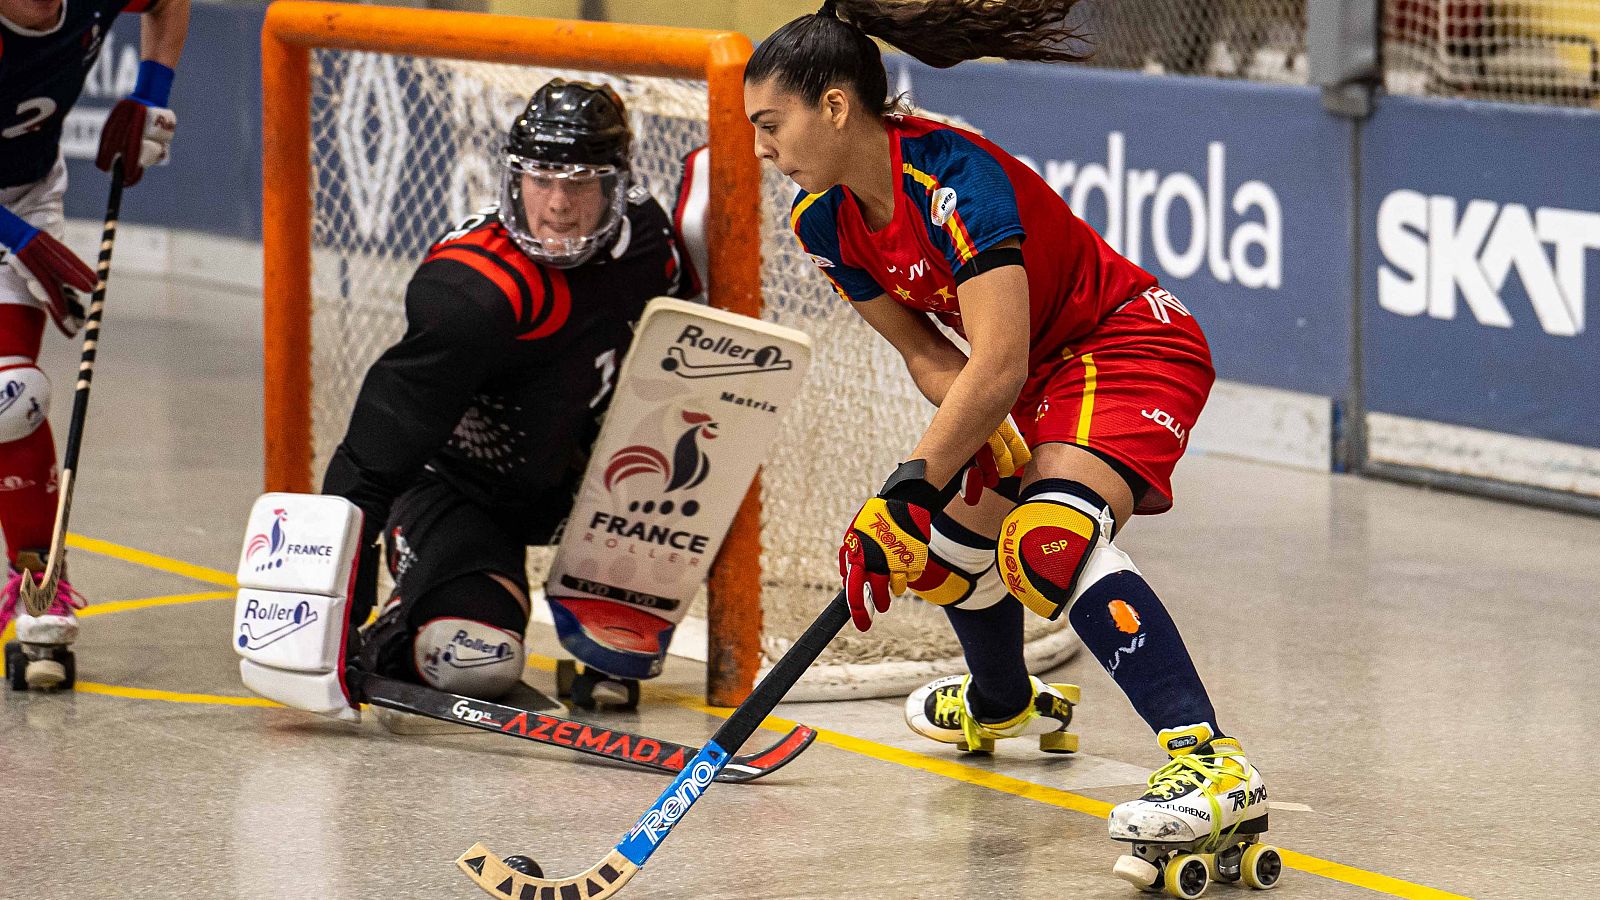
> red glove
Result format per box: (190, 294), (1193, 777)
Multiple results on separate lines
(96, 99), (177, 188)
(10, 231), (94, 337)
(839, 461), (949, 632)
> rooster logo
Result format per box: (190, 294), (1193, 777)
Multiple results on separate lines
(604, 411), (718, 493)
(245, 509), (290, 571)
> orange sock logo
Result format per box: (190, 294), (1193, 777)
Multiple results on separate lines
(1108, 599), (1141, 634)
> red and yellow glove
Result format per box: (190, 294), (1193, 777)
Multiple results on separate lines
(960, 415), (1032, 505)
(839, 461), (951, 632)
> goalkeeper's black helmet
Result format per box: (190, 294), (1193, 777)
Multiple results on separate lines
(500, 79), (632, 268)
(507, 78), (631, 170)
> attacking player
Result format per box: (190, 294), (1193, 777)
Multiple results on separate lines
(745, 1), (1280, 894)
(319, 79), (702, 710)
(0, 0), (187, 687)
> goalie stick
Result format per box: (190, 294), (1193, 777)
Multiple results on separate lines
(360, 674), (815, 784)
(22, 168), (123, 616)
(457, 590), (851, 898)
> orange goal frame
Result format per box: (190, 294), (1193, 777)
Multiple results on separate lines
(261, 1), (766, 705)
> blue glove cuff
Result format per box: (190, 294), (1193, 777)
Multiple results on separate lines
(0, 205), (38, 254)
(131, 60), (175, 107)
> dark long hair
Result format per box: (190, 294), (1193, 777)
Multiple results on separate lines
(745, 0), (1092, 112)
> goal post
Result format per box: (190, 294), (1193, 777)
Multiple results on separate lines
(261, 1), (765, 704)
(260, 1), (1081, 709)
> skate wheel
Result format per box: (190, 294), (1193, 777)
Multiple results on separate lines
(1051, 682), (1081, 705)
(1240, 844), (1282, 890)
(1113, 854), (1161, 890)
(4, 641), (26, 691)
(555, 659), (577, 699)
(1164, 853), (1209, 899)
(1039, 730), (1078, 754)
(26, 657), (66, 690)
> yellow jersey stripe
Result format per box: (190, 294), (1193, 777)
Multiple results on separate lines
(1076, 353), (1097, 445)
(902, 163), (976, 262)
(789, 190), (827, 232)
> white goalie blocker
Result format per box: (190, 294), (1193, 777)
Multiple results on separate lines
(232, 493), (365, 721)
(544, 297), (810, 680)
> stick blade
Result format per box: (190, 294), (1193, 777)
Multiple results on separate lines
(717, 725), (818, 783)
(18, 575), (54, 617)
(457, 843), (638, 899)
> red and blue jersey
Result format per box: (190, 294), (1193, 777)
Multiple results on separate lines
(790, 115), (1157, 373)
(0, 0), (158, 188)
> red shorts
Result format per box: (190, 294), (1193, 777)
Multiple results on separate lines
(1014, 287), (1214, 515)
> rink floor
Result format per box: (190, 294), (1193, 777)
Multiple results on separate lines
(2, 273), (1594, 900)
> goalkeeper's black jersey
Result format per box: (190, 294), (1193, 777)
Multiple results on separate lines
(323, 194), (698, 544)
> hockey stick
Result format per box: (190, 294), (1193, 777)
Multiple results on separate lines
(21, 168), (123, 616)
(457, 590), (851, 898)
(361, 674), (816, 783)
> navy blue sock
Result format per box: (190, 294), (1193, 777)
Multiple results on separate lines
(1067, 569), (1220, 735)
(943, 598), (1034, 722)
(929, 512), (1034, 722)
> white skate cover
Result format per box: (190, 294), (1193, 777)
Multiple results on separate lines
(233, 493), (364, 721)
(545, 297), (810, 679)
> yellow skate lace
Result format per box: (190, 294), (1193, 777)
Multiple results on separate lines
(1145, 749), (1245, 849)
(932, 688), (967, 730)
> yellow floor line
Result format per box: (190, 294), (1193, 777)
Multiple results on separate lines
(66, 533), (236, 588)
(46, 548), (1467, 900)
(76, 681), (280, 707)
(80, 590), (235, 618)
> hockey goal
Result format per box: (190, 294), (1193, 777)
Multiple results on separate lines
(261, 2), (1078, 705)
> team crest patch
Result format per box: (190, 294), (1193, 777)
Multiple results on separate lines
(931, 187), (958, 226)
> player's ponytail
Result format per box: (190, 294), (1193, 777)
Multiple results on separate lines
(747, 0), (1092, 111)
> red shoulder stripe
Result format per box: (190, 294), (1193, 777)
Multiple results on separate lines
(426, 247), (524, 320)
(519, 267), (570, 341)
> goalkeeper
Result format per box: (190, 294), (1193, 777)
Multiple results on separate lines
(323, 79), (697, 704)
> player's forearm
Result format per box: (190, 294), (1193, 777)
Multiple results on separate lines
(901, 341), (968, 407)
(140, 0), (190, 70)
(908, 357), (1026, 489)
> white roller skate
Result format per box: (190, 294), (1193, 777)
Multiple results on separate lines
(1, 552), (86, 691)
(905, 673), (1080, 754)
(1109, 724), (1281, 898)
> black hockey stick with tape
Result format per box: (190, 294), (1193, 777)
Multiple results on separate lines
(457, 590), (851, 898)
(360, 674), (815, 784)
(22, 168), (123, 616)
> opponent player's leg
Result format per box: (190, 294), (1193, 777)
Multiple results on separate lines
(354, 476), (530, 703)
(903, 484), (1080, 753)
(0, 164), (82, 689)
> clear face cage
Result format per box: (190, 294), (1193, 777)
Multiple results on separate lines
(498, 155), (629, 268)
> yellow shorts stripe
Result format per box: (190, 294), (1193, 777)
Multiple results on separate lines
(1075, 352), (1097, 446)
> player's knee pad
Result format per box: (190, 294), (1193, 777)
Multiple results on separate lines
(909, 513), (1007, 611)
(998, 479), (1136, 620)
(412, 617), (525, 699)
(0, 359), (50, 443)
(407, 572), (528, 699)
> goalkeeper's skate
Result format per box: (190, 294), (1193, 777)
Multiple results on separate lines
(555, 659), (640, 712)
(2, 551), (86, 691)
(904, 673), (1080, 754)
(1109, 724), (1281, 898)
